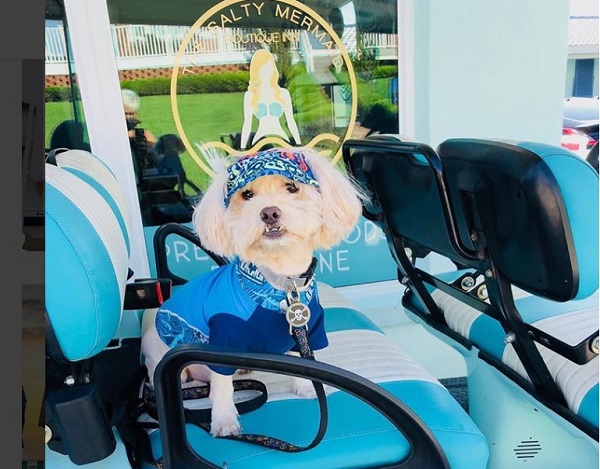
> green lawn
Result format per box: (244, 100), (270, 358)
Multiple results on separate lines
(45, 78), (394, 190)
(46, 92), (245, 145)
(46, 92), (246, 189)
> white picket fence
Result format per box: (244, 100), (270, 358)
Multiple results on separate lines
(45, 23), (398, 75)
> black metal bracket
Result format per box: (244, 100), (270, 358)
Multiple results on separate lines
(153, 222), (228, 286)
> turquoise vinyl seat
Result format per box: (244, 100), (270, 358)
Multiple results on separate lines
(408, 270), (599, 430)
(45, 149), (135, 466)
(434, 139), (599, 432)
(342, 136), (599, 440)
(46, 149), (132, 362)
(45, 149), (489, 468)
(142, 283), (489, 468)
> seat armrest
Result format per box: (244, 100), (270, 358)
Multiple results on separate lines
(154, 344), (452, 469)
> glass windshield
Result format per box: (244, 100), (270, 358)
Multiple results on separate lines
(46, 0), (400, 227)
(45, 3), (90, 153)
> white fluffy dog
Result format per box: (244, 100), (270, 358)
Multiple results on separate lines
(141, 147), (365, 437)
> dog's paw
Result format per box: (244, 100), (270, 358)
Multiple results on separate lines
(210, 408), (241, 437)
(293, 377), (318, 399)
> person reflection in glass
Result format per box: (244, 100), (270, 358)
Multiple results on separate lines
(240, 49), (301, 150)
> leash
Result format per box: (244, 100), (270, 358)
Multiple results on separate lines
(191, 277), (329, 452)
(141, 278), (328, 460)
(116, 373), (270, 467)
(207, 325), (328, 452)
(140, 378), (269, 425)
(135, 271), (328, 459)
(139, 332), (328, 455)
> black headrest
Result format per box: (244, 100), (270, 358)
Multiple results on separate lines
(49, 120), (91, 152)
(437, 138), (599, 301)
(342, 136), (478, 264)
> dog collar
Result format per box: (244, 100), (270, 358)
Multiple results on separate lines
(257, 257), (317, 291)
(253, 259), (317, 334)
(236, 258), (316, 311)
(224, 148), (320, 207)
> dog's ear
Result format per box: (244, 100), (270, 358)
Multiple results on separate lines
(173, 134), (185, 154)
(303, 149), (368, 248)
(154, 136), (164, 155)
(192, 145), (235, 257)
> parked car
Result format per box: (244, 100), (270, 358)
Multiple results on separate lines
(561, 96), (599, 158)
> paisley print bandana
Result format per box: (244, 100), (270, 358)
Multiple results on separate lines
(236, 260), (314, 311)
(224, 148), (320, 207)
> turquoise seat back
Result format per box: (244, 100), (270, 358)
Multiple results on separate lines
(45, 150), (131, 361)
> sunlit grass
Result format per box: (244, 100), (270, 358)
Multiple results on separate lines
(45, 92), (246, 189)
(45, 77), (393, 190)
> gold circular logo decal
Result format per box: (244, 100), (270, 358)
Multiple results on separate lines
(170, 0), (357, 176)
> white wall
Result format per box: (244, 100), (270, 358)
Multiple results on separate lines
(411, 0), (570, 148)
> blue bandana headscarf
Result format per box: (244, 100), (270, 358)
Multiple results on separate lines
(224, 148), (320, 207)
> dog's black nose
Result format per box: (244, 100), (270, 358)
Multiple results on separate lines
(260, 206), (281, 224)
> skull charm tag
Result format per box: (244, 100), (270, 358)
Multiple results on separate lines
(286, 302), (311, 329)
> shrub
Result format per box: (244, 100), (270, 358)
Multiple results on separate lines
(372, 65), (397, 79)
(286, 64), (334, 137)
(361, 100), (398, 134)
(45, 86), (75, 102)
(45, 71), (251, 101)
(121, 77), (169, 96)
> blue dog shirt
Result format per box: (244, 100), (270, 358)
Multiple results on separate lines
(154, 258), (328, 375)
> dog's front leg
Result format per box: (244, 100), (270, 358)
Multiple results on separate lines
(209, 371), (241, 437)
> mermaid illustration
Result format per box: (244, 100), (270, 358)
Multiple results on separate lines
(240, 49), (302, 150)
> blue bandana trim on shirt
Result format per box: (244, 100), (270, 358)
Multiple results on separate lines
(237, 260), (314, 311)
(156, 309), (209, 348)
(224, 148), (320, 207)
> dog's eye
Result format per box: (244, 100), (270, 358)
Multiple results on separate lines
(286, 183), (299, 194)
(241, 190), (253, 200)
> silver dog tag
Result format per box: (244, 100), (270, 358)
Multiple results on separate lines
(286, 302), (311, 334)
